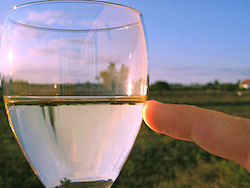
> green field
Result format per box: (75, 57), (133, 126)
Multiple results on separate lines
(0, 90), (249, 187)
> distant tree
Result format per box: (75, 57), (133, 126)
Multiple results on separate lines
(119, 64), (129, 93)
(203, 80), (239, 91)
(120, 64), (129, 82)
(203, 80), (220, 90)
(221, 83), (238, 91)
(134, 78), (144, 94)
(169, 83), (185, 90)
(214, 80), (220, 89)
(100, 62), (118, 92)
(203, 82), (214, 90)
(150, 81), (170, 95)
(100, 62), (129, 94)
(214, 79), (219, 86)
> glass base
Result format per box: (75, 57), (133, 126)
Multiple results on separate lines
(55, 179), (113, 188)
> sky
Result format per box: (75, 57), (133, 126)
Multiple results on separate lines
(1, 0), (250, 84)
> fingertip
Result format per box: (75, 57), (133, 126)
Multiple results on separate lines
(143, 100), (162, 132)
(142, 101), (150, 127)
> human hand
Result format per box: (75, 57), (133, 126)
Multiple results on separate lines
(143, 100), (250, 171)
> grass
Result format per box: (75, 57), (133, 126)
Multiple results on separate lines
(0, 89), (249, 187)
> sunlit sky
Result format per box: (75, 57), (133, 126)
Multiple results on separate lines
(1, 0), (250, 84)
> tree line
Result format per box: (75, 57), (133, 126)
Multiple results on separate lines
(150, 80), (241, 93)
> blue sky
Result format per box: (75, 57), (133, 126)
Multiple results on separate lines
(1, 0), (250, 84)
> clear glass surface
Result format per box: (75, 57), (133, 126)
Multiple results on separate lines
(0, 1), (147, 188)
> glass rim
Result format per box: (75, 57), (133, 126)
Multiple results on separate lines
(6, 0), (143, 32)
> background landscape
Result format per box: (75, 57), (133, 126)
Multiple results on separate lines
(0, 0), (250, 187)
(0, 81), (249, 188)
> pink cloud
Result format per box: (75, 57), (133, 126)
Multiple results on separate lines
(26, 10), (70, 26)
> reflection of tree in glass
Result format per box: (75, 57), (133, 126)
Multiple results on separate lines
(57, 178), (71, 187)
(6, 63), (132, 96)
(100, 62), (129, 94)
(133, 78), (144, 95)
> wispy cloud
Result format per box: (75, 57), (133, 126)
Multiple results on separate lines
(25, 10), (72, 26)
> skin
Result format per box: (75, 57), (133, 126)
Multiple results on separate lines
(143, 100), (250, 171)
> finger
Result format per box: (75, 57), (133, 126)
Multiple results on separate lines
(143, 100), (250, 171)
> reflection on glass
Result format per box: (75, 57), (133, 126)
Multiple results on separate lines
(0, 1), (147, 188)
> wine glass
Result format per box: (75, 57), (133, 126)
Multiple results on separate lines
(0, 0), (147, 188)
